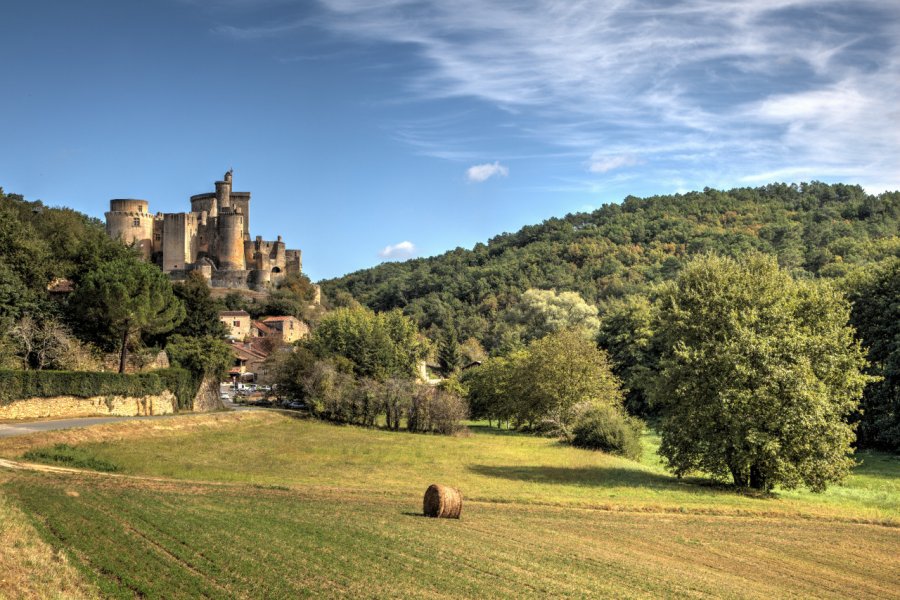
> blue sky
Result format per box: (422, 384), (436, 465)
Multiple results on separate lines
(2, 0), (898, 280)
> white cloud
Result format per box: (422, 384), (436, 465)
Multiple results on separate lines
(378, 240), (416, 259)
(466, 161), (509, 182)
(588, 154), (640, 174)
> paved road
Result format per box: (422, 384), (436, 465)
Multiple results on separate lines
(0, 388), (264, 439)
(0, 416), (150, 438)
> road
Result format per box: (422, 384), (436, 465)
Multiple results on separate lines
(0, 415), (151, 438)
(0, 387), (267, 439)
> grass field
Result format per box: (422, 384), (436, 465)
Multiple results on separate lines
(1, 411), (898, 598)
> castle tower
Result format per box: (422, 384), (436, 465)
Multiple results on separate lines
(215, 170), (232, 210)
(162, 213), (198, 272)
(106, 199), (154, 259)
(217, 208), (246, 271)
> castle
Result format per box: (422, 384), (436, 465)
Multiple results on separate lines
(105, 171), (302, 291)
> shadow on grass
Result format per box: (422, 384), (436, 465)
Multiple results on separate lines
(468, 464), (734, 495)
(467, 424), (528, 437)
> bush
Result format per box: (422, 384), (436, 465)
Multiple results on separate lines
(23, 443), (119, 472)
(571, 404), (643, 460)
(408, 387), (469, 435)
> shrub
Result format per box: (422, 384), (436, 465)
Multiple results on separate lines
(23, 443), (119, 472)
(571, 404), (643, 460)
(408, 387), (469, 435)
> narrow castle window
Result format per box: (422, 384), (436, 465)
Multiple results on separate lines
(133, 217), (140, 227)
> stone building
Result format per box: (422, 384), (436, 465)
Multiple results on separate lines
(260, 316), (309, 343)
(105, 170), (302, 291)
(219, 310), (252, 340)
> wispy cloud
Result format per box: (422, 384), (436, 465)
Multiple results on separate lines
(588, 154), (640, 174)
(378, 240), (416, 259)
(466, 161), (508, 182)
(210, 1), (900, 190)
(305, 0), (900, 189)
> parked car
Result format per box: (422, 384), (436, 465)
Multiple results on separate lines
(287, 401), (306, 410)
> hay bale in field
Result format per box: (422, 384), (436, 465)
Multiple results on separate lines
(423, 484), (462, 519)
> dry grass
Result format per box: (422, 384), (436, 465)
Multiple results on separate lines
(0, 411), (271, 459)
(0, 474), (96, 600)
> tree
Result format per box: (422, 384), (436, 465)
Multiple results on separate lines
(165, 334), (233, 381)
(597, 294), (656, 416)
(517, 329), (623, 437)
(170, 272), (227, 339)
(437, 328), (462, 376)
(71, 258), (185, 373)
(650, 254), (872, 492)
(846, 258), (900, 450)
(305, 306), (427, 380)
(505, 289), (601, 343)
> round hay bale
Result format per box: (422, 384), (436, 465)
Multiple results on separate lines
(423, 484), (462, 519)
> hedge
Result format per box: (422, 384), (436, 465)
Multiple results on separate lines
(0, 369), (197, 410)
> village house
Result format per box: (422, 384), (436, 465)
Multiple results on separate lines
(219, 310), (251, 340)
(260, 315), (309, 343)
(228, 341), (268, 383)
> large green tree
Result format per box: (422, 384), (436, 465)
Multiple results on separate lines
(464, 329), (624, 436)
(170, 272), (228, 339)
(505, 288), (601, 343)
(72, 258), (185, 372)
(306, 306), (427, 380)
(596, 294), (656, 416)
(651, 254), (872, 492)
(847, 258), (900, 450)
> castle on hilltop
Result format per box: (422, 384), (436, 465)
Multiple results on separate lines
(105, 170), (302, 291)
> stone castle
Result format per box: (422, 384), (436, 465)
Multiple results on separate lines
(105, 170), (301, 290)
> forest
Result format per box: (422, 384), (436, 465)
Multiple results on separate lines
(324, 182), (900, 453)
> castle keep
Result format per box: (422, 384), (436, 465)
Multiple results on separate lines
(105, 171), (302, 290)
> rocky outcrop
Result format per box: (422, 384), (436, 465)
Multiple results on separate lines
(191, 375), (224, 412)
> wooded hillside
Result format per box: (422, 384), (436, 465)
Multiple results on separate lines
(323, 182), (900, 350)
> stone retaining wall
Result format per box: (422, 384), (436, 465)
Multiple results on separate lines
(0, 391), (177, 420)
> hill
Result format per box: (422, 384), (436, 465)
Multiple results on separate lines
(321, 182), (900, 350)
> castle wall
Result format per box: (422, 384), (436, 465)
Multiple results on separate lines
(162, 213), (198, 272)
(211, 269), (252, 289)
(285, 249), (302, 274)
(106, 199), (154, 260)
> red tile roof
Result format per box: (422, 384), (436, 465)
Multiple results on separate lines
(252, 320), (275, 335)
(261, 316), (297, 323)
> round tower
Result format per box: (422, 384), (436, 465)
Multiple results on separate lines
(215, 171), (232, 210)
(190, 193), (217, 218)
(217, 209), (246, 270)
(106, 199), (154, 259)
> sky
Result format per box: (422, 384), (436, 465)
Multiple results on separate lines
(1, 0), (898, 281)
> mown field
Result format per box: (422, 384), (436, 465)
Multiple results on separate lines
(1, 411), (899, 598)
